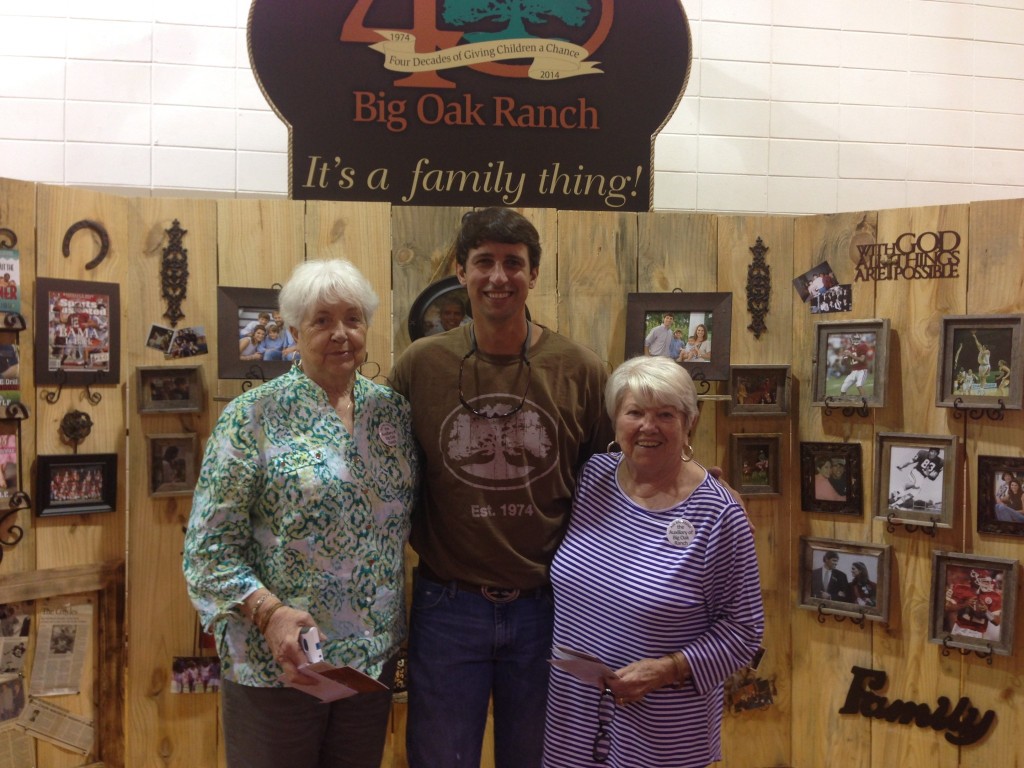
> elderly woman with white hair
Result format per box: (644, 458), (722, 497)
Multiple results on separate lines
(543, 355), (764, 768)
(183, 259), (418, 768)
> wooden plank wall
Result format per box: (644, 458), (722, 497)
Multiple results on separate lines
(0, 181), (1022, 768)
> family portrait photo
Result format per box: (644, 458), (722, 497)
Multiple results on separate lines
(800, 442), (862, 516)
(977, 455), (1024, 536)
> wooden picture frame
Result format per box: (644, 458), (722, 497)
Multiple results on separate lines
(799, 441), (863, 516)
(408, 276), (471, 341)
(977, 455), (1024, 536)
(136, 365), (203, 414)
(935, 314), (1023, 410)
(146, 433), (199, 498)
(35, 453), (117, 516)
(217, 286), (291, 381)
(625, 292), (732, 382)
(810, 318), (890, 408)
(34, 277), (121, 386)
(727, 365), (790, 416)
(729, 433), (781, 496)
(874, 432), (958, 529)
(799, 537), (892, 623)
(929, 551), (1017, 657)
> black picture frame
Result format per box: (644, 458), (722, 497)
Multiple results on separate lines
(35, 453), (117, 516)
(217, 286), (290, 381)
(799, 536), (893, 623)
(929, 551), (1018, 657)
(34, 277), (121, 386)
(935, 314), (1023, 411)
(799, 441), (863, 516)
(136, 365), (203, 414)
(625, 292), (732, 382)
(977, 455), (1024, 536)
(810, 318), (890, 408)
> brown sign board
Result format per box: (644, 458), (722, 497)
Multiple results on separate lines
(248, 1), (691, 212)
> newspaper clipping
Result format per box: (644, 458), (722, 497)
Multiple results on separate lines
(0, 727), (33, 768)
(16, 697), (93, 755)
(29, 603), (91, 697)
(0, 604), (29, 678)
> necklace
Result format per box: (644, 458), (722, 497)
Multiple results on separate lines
(458, 322), (532, 419)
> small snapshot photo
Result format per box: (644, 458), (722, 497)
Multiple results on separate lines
(0, 432), (17, 499)
(799, 537), (891, 623)
(976, 455), (1024, 536)
(137, 366), (203, 414)
(930, 551), (1018, 656)
(172, 656), (221, 694)
(147, 434), (199, 498)
(875, 433), (957, 529)
(166, 326), (209, 360)
(146, 325), (174, 354)
(729, 433), (781, 496)
(792, 261), (839, 303)
(811, 319), (890, 408)
(727, 365), (790, 416)
(800, 441), (862, 516)
(936, 315), (1023, 410)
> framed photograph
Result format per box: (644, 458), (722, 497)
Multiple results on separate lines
(217, 287), (292, 380)
(34, 277), (121, 386)
(799, 537), (892, 623)
(875, 433), (958, 529)
(136, 366), (203, 414)
(35, 453), (117, 516)
(810, 318), (890, 408)
(976, 455), (1024, 536)
(729, 433), (781, 496)
(146, 433), (199, 498)
(625, 292), (732, 382)
(935, 314), (1023, 410)
(0, 430), (19, 502)
(930, 551), (1017, 657)
(408, 276), (472, 341)
(727, 365), (790, 416)
(800, 441), (863, 516)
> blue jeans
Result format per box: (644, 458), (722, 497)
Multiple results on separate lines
(406, 568), (554, 768)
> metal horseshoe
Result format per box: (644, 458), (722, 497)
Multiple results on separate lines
(62, 220), (110, 270)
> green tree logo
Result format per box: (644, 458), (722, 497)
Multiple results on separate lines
(443, 0), (593, 43)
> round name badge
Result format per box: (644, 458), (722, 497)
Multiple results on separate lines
(666, 518), (695, 548)
(378, 422), (398, 447)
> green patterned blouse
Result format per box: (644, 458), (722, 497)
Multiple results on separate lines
(183, 366), (418, 686)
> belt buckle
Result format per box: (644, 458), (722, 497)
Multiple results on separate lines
(481, 585), (520, 604)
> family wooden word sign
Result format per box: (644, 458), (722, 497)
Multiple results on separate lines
(840, 666), (995, 746)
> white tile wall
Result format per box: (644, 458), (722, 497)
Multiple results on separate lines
(0, 1), (1022, 211)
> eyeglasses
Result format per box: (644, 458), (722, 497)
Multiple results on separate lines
(592, 687), (614, 763)
(457, 324), (532, 420)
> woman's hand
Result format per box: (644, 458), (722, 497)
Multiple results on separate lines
(607, 656), (679, 705)
(261, 604), (323, 685)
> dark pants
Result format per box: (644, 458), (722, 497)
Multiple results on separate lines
(222, 656), (396, 768)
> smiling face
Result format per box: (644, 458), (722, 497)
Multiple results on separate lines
(439, 301), (465, 331)
(614, 392), (688, 476)
(457, 240), (537, 327)
(294, 298), (366, 393)
(694, 324), (707, 341)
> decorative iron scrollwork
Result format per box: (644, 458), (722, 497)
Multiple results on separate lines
(0, 492), (30, 565)
(62, 220), (110, 270)
(59, 409), (94, 450)
(161, 219), (189, 328)
(746, 237), (770, 339)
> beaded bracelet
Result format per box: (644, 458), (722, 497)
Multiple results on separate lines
(250, 591), (275, 623)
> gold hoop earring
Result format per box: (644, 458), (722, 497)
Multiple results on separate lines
(607, 441), (621, 453)
(681, 444), (694, 462)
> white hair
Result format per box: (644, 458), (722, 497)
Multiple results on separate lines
(277, 259), (379, 331)
(605, 356), (699, 430)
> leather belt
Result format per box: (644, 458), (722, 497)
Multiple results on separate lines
(417, 563), (547, 604)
